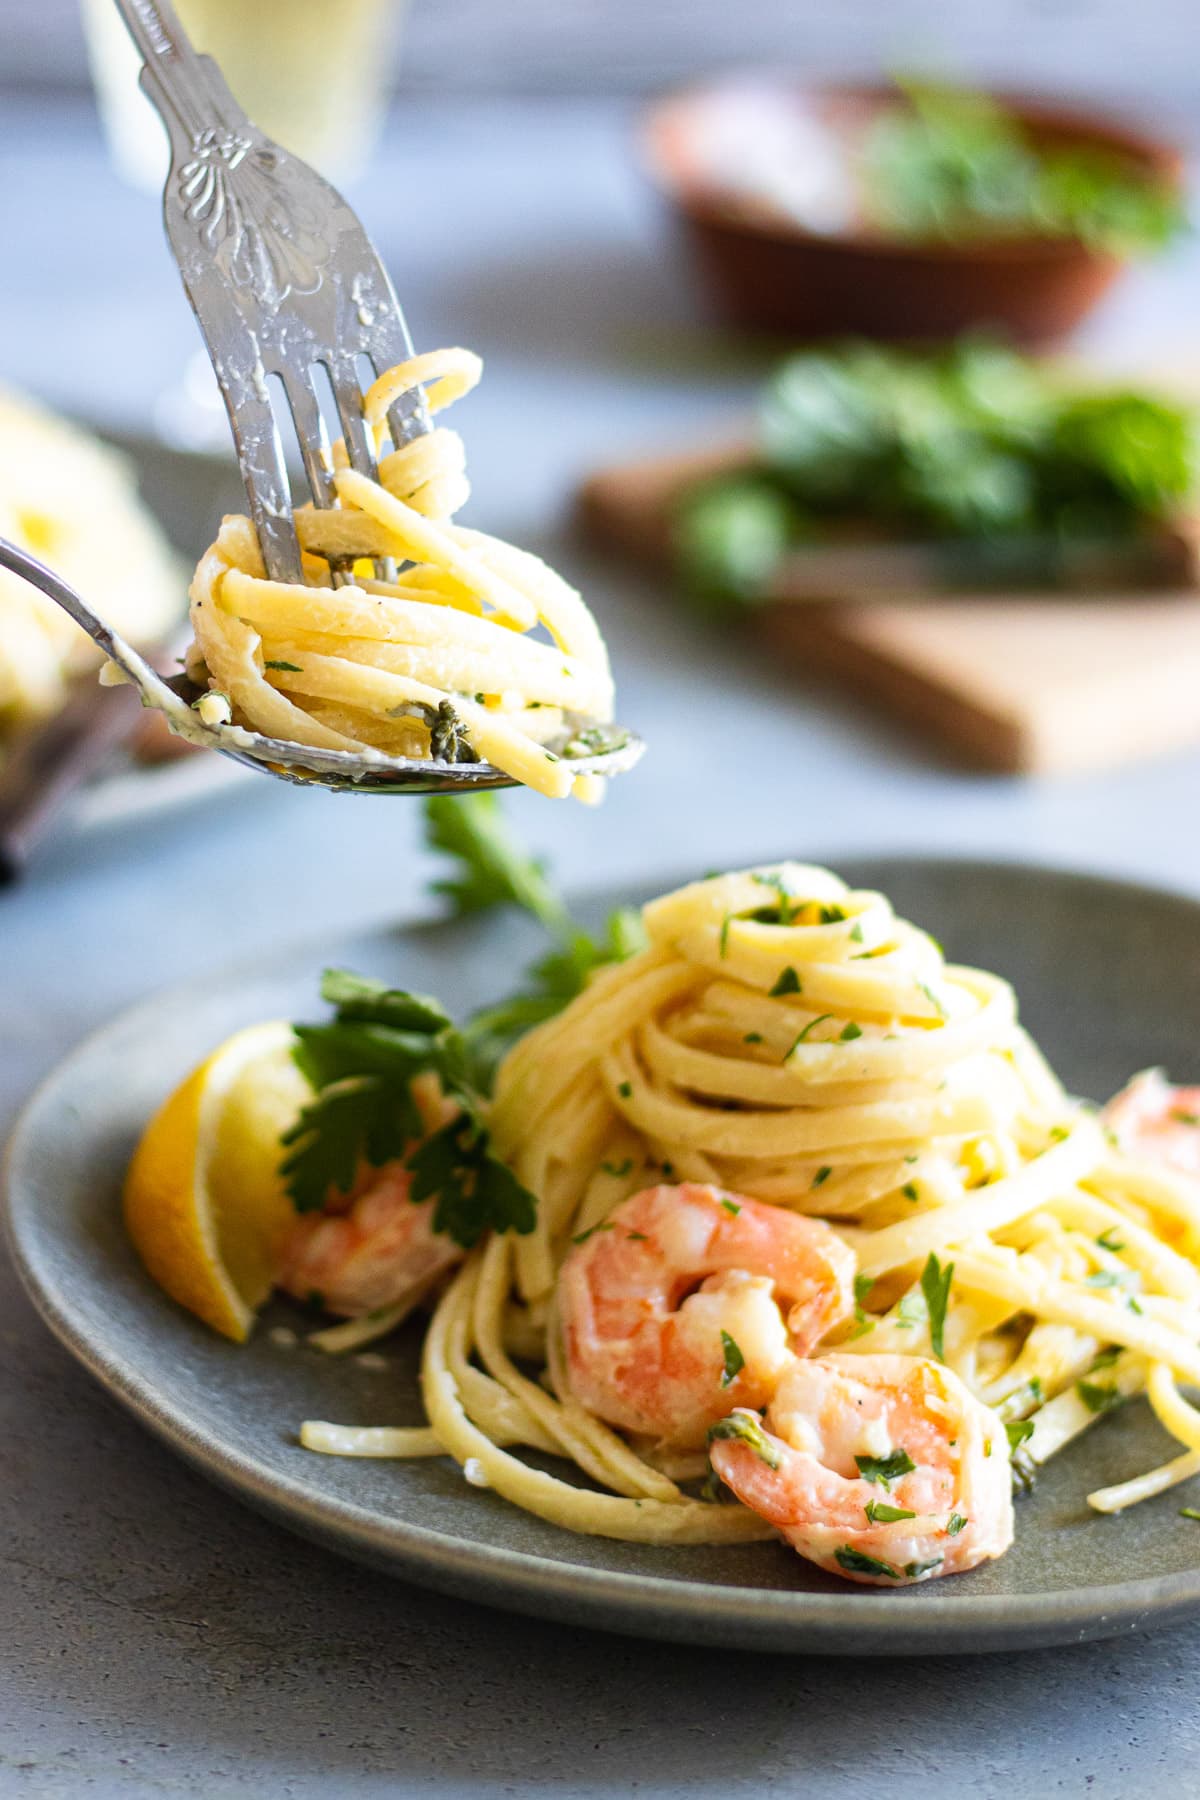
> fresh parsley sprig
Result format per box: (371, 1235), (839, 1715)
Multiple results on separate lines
(280, 969), (536, 1248)
(423, 794), (647, 1087)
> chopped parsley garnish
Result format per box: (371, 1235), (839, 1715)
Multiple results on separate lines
(617, 1081), (633, 1099)
(744, 1032), (764, 1044)
(601, 1159), (633, 1178)
(839, 1021), (864, 1042)
(904, 1557), (943, 1579)
(1048, 1124), (1071, 1143)
(1180, 1508), (1200, 1522)
(946, 1513), (967, 1536)
(855, 1448), (916, 1489)
(1095, 1227), (1126, 1253)
(812, 1166), (832, 1188)
(835, 1547), (901, 1579)
(626, 1231), (648, 1242)
(920, 1251), (954, 1360)
(750, 872), (802, 924)
(818, 904), (848, 924)
(849, 920), (864, 943)
(707, 1410), (780, 1468)
(720, 1330), (746, 1388)
(786, 1014), (833, 1055)
(1005, 1419), (1035, 1451)
(572, 1221), (615, 1246)
(1090, 1346), (1120, 1371)
(902, 1181), (919, 1203)
(718, 914), (733, 958)
(280, 969), (537, 1249)
(864, 1500), (916, 1524)
(847, 1271), (876, 1339)
(769, 966), (802, 997)
(1076, 1380), (1122, 1416)
(264, 659), (302, 672)
(1171, 1108), (1200, 1126)
(719, 1198), (742, 1216)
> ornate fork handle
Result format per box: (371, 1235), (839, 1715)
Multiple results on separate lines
(113, 0), (251, 172)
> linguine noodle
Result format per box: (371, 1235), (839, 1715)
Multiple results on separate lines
(187, 349), (615, 800)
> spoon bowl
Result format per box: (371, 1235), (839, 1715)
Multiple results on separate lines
(0, 537), (645, 797)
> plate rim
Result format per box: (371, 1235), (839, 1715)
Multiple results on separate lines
(8, 851), (1200, 1654)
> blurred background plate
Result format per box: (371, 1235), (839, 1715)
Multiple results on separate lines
(8, 855), (1200, 1657)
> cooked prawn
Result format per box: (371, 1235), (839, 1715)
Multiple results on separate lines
(1104, 1070), (1200, 1187)
(708, 1352), (1013, 1584)
(278, 1160), (464, 1317)
(557, 1182), (855, 1449)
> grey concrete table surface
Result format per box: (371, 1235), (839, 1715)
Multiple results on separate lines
(3, 93), (1200, 1798)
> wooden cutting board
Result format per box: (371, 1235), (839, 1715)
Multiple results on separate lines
(577, 444), (1200, 774)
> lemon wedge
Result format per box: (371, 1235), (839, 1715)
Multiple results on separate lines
(124, 1020), (312, 1342)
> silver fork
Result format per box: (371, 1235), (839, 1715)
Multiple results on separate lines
(0, 0), (641, 797)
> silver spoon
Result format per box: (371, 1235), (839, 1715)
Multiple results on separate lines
(0, 539), (642, 795)
(18, 0), (641, 797)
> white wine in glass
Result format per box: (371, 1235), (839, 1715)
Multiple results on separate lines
(81, 0), (403, 190)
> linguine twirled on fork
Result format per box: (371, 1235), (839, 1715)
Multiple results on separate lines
(186, 349), (617, 800)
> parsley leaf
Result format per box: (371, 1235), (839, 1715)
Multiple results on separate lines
(864, 1499), (916, 1523)
(423, 793), (568, 932)
(422, 796), (647, 1089)
(720, 1330), (745, 1388)
(1006, 1419), (1035, 1451)
(769, 966), (802, 997)
(280, 968), (537, 1250)
(708, 1410), (780, 1468)
(835, 1546), (902, 1579)
(947, 1513), (968, 1536)
(920, 1251), (955, 1360)
(1076, 1380), (1122, 1416)
(855, 1448), (916, 1489)
(408, 1112), (536, 1249)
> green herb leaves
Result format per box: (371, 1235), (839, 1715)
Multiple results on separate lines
(855, 1449), (916, 1489)
(862, 81), (1185, 255)
(1005, 1419), (1035, 1452)
(720, 1330), (745, 1389)
(834, 1546), (942, 1581)
(864, 1500), (916, 1524)
(676, 339), (1197, 614)
(423, 794), (647, 1088)
(423, 793), (567, 931)
(707, 1410), (780, 1469)
(1076, 1380), (1122, 1416)
(280, 969), (536, 1250)
(835, 1546), (902, 1579)
(920, 1252), (955, 1361)
(408, 1111), (536, 1249)
(769, 966), (802, 997)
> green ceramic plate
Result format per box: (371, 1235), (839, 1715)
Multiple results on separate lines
(6, 857), (1200, 1654)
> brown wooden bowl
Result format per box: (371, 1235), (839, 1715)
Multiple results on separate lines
(640, 82), (1184, 345)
